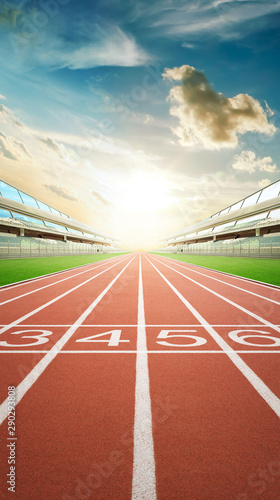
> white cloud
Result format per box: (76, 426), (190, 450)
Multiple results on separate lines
(92, 190), (112, 207)
(232, 151), (278, 174)
(0, 131), (31, 161)
(0, 99), (166, 247)
(163, 65), (276, 150)
(182, 42), (195, 49)
(44, 184), (78, 202)
(146, 0), (280, 40)
(144, 114), (154, 124)
(1, 101), (159, 173)
(0, 102), (25, 128)
(30, 25), (149, 70)
(258, 178), (272, 189)
(0, 94), (6, 100)
(0, 131), (18, 161)
(31, 127), (160, 165)
(265, 101), (274, 117)
(39, 137), (63, 159)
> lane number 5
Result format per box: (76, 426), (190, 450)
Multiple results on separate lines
(157, 330), (207, 347)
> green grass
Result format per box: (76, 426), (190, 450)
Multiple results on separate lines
(0, 253), (128, 286)
(152, 253), (280, 287)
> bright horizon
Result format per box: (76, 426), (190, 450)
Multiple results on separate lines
(0, 1), (280, 250)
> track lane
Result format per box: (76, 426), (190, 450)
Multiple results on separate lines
(0, 253), (129, 304)
(141, 257), (223, 353)
(145, 254), (280, 401)
(0, 255), (135, 403)
(146, 254), (280, 400)
(144, 254), (280, 408)
(156, 253), (280, 297)
(155, 254), (280, 306)
(140, 255), (201, 327)
(0, 254), (138, 500)
(132, 255), (156, 499)
(0, 254), (133, 327)
(63, 256), (140, 352)
(148, 254), (280, 327)
(0, 251), (279, 499)
(82, 256), (139, 328)
(1, 353), (137, 500)
(149, 352), (280, 500)
(142, 254), (280, 499)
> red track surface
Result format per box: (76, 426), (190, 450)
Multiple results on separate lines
(0, 252), (279, 499)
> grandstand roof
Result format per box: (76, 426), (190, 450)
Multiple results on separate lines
(0, 179), (114, 245)
(163, 179), (280, 246)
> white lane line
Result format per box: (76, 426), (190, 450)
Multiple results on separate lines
(0, 255), (136, 426)
(155, 255), (280, 305)
(0, 350), (280, 354)
(0, 256), (132, 337)
(145, 256), (280, 418)
(153, 254), (280, 291)
(0, 324), (279, 328)
(0, 255), (130, 306)
(149, 256), (280, 335)
(0, 253), (128, 291)
(132, 255), (157, 500)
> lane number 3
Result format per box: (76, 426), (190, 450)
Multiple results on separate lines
(0, 330), (52, 347)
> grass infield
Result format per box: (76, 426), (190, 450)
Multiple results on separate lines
(153, 253), (280, 287)
(0, 253), (128, 287)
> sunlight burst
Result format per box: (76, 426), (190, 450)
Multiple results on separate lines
(118, 173), (176, 213)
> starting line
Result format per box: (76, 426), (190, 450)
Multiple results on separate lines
(0, 350), (280, 353)
(0, 324), (280, 352)
(0, 324), (279, 328)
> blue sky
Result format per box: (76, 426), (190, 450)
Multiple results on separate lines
(0, 0), (280, 248)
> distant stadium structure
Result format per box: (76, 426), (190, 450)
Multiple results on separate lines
(161, 179), (280, 258)
(0, 179), (116, 258)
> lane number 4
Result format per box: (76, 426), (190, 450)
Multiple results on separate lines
(76, 330), (129, 347)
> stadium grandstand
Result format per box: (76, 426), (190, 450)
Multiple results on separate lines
(0, 179), (116, 258)
(161, 178), (280, 258)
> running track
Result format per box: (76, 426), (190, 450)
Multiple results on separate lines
(0, 252), (279, 499)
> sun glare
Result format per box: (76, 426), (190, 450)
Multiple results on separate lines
(119, 173), (175, 213)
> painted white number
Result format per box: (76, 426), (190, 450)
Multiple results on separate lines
(0, 329), (53, 347)
(157, 330), (207, 347)
(228, 329), (280, 347)
(76, 330), (129, 347)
